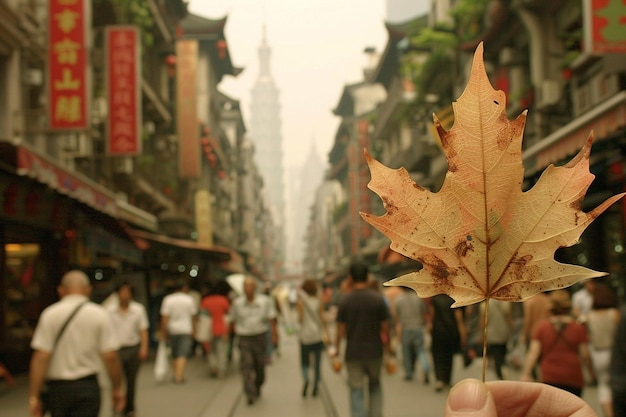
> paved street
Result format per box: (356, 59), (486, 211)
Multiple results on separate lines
(0, 323), (601, 417)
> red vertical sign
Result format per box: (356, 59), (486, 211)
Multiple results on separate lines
(105, 26), (141, 155)
(585, 0), (626, 54)
(48, 0), (88, 130)
(176, 40), (200, 178)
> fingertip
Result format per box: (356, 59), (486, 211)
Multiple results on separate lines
(446, 379), (496, 417)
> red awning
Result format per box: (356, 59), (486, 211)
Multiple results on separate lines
(523, 91), (626, 176)
(1, 142), (119, 216)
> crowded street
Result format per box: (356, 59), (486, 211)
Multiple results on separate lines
(0, 299), (602, 417)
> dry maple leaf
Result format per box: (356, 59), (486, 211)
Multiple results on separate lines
(361, 43), (625, 308)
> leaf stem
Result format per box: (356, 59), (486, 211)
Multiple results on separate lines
(482, 298), (490, 382)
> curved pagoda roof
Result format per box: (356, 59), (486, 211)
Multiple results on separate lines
(180, 13), (243, 80)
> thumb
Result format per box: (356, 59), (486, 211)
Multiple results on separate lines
(445, 379), (497, 417)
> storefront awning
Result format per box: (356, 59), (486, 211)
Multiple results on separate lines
(126, 228), (242, 266)
(1, 142), (119, 216)
(523, 91), (626, 176)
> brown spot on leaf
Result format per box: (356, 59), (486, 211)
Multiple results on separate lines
(422, 254), (455, 280)
(454, 239), (474, 257)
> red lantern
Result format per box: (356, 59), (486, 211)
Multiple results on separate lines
(165, 54), (176, 77)
(216, 40), (227, 59)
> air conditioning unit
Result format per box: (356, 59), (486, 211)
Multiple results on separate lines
(537, 79), (561, 109)
(61, 134), (92, 157)
(112, 157), (133, 174)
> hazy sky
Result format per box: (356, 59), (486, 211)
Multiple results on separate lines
(187, 0), (392, 170)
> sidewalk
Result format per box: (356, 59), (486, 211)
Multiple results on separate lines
(0, 330), (601, 417)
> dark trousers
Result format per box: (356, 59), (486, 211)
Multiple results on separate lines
(300, 341), (324, 387)
(487, 343), (507, 380)
(238, 333), (267, 399)
(119, 345), (141, 413)
(47, 374), (99, 417)
(431, 338), (455, 386)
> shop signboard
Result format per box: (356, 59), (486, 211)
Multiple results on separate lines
(584, 0), (626, 54)
(105, 26), (142, 155)
(176, 39), (200, 178)
(48, 0), (89, 130)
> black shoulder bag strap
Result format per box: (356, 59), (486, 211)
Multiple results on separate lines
(51, 301), (88, 355)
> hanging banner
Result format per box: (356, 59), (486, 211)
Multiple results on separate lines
(105, 26), (142, 155)
(48, 0), (89, 130)
(176, 39), (200, 178)
(584, 0), (626, 54)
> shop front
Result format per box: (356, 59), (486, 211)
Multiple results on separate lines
(0, 143), (144, 373)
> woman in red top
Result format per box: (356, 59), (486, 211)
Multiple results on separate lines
(521, 290), (595, 396)
(200, 281), (231, 378)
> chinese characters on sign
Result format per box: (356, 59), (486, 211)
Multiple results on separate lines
(176, 40), (201, 178)
(48, 0), (88, 129)
(585, 0), (626, 54)
(105, 26), (142, 155)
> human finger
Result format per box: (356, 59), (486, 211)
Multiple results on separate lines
(445, 379), (498, 417)
(485, 380), (597, 417)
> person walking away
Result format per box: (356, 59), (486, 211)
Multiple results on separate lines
(610, 306), (626, 417)
(160, 280), (197, 383)
(429, 294), (467, 392)
(297, 278), (328, 397)
(585, 282), (620, 417)
(521, 290), (595, 397)
(200, 281), (231, 378)
(229, 277), (278, 405)
(393, 286), (429, 383)
(28, 270), (125, 417)
(572, 280), (595, 320)
(332, 260), (391, 417)
(107, 282), (148, 417)
(479, 299), (512, 380)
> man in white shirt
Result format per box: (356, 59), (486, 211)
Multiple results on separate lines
(160, 280), (197, 383)
(28, 270), (125, 417)
(230, 278), (277, 405)
(107, 282), (149, 417)
(572, 280), (595, 320)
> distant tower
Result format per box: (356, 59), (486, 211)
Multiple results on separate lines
(249, 26), (286, 269)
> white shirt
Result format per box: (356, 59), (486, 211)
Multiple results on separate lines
(160, 292), (197, 335)
(230, 293), (276, 336)
(107, 300), (149, 347)
(572, 288), (593, 317)
(31, 294), (120, 380)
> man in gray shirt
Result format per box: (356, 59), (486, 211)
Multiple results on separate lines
(229, 278), (277, 405)
(393, 286), (429, 383)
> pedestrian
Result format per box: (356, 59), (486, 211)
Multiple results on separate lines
(28, 270), (125, 417)
(585, 282), (620, 417)
(106, 282), (149, 417)
(200, 281), (231, 378)
(429, 294), (467, 392)
(0, 361), (14, 387)
(572, 280), (595, 319)
(479, 299), (513, 380)
(521, 290), (595, 397)
(160, 279), (198, 384)
(393, 286), (429, 383)
(332, 260), (391, 417)
(229, 277), (278, 405)
(297, 278), (328, 397)
(610, 306), (626, 417)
